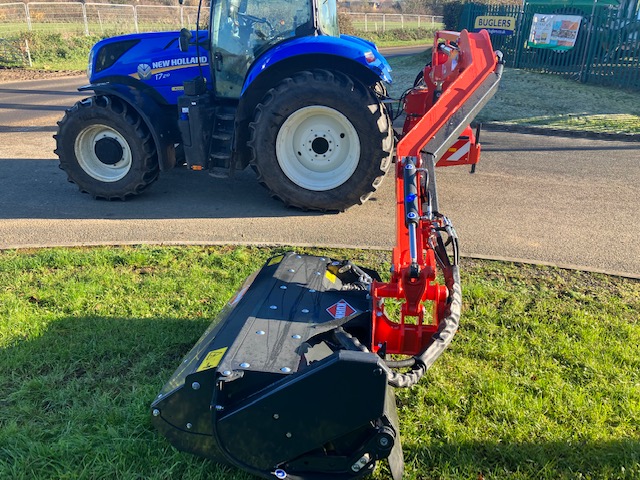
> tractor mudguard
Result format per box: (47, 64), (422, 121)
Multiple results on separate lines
(151, 252), (404, 480)
(242, 35), (392, 95)
(78, 83), (177, 172)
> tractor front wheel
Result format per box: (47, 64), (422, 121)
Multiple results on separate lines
(55, 95), (159, 200)
(248, 70), (393, 211)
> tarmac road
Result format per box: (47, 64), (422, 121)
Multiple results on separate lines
(1, 75), (639, 278)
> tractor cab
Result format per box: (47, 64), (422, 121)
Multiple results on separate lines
(210, 0), (323, 98)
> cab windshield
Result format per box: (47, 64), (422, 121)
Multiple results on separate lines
(211, 0), (314, 98)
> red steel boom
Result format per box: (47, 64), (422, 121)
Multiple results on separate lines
(372, 30), (503, 364)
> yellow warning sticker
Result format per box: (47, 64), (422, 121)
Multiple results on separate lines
(325, 271), (337, 283)
(196, 347), (228, 372)
(268, 255), (284, 266)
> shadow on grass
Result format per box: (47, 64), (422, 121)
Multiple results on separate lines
(1, 315), (638, 479)
(0, 315), (252, 479)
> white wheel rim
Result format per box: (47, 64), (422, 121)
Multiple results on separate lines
(74, 125), (132, 182)
(276, 106), (360, 191)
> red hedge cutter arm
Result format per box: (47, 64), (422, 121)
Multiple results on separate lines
(373, 30), (503, 387)
(150, 29), (502, 480)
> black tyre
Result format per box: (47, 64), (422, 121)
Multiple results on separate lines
(55, 95), (159, 199)
(248, 69), (393, 211)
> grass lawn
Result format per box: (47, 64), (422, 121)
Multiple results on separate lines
(1, 245), (638, 479)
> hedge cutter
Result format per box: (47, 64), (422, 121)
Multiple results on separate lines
(151, 29), (503, 479)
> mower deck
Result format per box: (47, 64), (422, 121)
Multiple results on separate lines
(152, 252), (404, 479)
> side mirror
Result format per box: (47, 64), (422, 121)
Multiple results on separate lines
(179, 28), (192, 52)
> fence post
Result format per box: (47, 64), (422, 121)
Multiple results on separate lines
(24, 39), (33, 67)
(25, 3), (32, 31)
(513, 8), (526, 69)
(133, 5), (139, 33)
(82, 4), (89, 36)
(180, 5), (185, 28)
(578, 0), (598, 83)
(401, 14), (404, 30)
(364, 14), (367, 32)
(383, 14), (386, 32)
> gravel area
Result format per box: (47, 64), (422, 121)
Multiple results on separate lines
(0, 68), (84, 83)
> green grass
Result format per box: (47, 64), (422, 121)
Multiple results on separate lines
(386, 51), (640, 134)
(1, 245), (638, 479)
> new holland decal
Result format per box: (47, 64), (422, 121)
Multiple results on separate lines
(133, 56), (209, 80)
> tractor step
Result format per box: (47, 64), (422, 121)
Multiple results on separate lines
(151, 252), (403, 480)
(208, 106), (236, 170)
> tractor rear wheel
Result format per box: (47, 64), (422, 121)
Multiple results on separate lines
(55, 95), (159, 200)
(248, 70), (393, 211)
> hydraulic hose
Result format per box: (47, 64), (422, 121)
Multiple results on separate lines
(383, 263), (461, 388)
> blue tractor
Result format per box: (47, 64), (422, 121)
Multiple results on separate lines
(55, 0), (394, 211)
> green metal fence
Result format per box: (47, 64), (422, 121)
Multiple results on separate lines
(459, 2), (640, 90)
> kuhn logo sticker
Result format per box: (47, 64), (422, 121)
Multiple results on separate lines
(137, 63), (152, 80)
(326, 300), (357, 319)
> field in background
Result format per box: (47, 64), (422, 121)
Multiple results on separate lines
(0, 245), (638, 479)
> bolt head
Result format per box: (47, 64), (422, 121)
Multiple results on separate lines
(285, 432), (292, 438)
(281, 367), (291, 373)
(186, 423), (192, 429)
(191, 382), (200, 390)
(222, 370), (232, 376)
(292, 334), (302, 339)
(152, 409), (160, 417)
(301, 309), (309, 314)
(240, 362), (250, 368)
(256, 330), (265, 335)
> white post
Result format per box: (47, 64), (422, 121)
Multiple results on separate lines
(82, 4), (89, 36)
(133, 5), (139, 33)
(25, 39), (33, 67)
(364, 13), (367, 32)
(25, 4), (32, 31)
(383, 14), (386, 32)
(98, 10), (104, 35)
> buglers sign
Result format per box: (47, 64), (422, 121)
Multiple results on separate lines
(473, 15), (516, 35)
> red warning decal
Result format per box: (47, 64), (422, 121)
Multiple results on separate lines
(326, 299), (357, 319)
